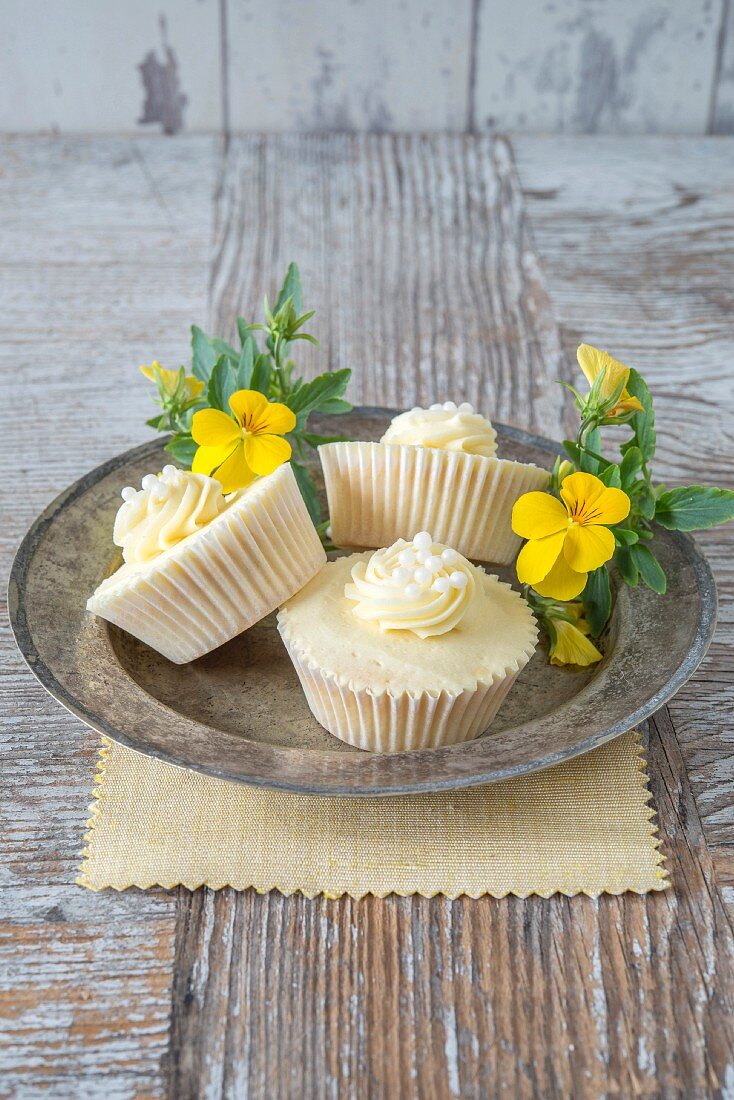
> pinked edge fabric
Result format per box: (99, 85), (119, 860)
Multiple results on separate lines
(78, 731), (669, 899)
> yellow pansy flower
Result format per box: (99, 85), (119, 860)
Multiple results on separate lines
(140, 361), (204, 403)
(192, 389), (296, 493)
(577, 344), (644, 418)
(548, 604), (602, 667)
(512, 471), (630, 601)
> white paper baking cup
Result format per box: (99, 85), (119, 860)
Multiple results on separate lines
(319, 442), (549, 564)
(278, 628), (534, 754)
(87, 463), (326, 664)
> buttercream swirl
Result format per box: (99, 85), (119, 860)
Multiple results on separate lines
(114, 466), (228, 565)
(344, 531), (476, 638)
(380, 401), (497, 457)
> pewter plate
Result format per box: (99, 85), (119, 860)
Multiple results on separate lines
(9, 408), (717, 796)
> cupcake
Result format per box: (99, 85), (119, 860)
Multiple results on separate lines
(277, 531), (538, 752)
(87, 462), (326, 663)
(319, 401), (549, 564)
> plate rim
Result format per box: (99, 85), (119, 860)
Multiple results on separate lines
(9, 408), (719, 796)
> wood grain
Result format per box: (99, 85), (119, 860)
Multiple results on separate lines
(2, 133), (734, 1096)
(0, 134), (219, 1096)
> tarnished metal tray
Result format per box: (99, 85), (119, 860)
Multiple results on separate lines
(9, 408), (717, 795)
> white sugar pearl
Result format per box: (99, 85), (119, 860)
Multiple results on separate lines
(449, 571), (468, 589)
(442, 400), (457, 412)
(429, 403), (443, 412)
(392, 566), (411, 584)
(458, 402), (473, 414)
(426, 555), (443, 574)
(432, 576), (450, 593)
(441, 547), (458, 566)
(405, 583), (422, 599)
(413, 531), (433, 552)
(121, 486), (137, 502)
(162, 464), (177, 478)
(416, 549), (430, 565)
(398, 547), (416, 568)
(141, 474), (159, 492)
(413, 567), (432, 586)
(325, 525), (332, 539)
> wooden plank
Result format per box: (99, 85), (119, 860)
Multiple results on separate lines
(0, 0), (221, 134)
(513, 134), (734, 864)
(168, 133), (734, 1097)
(473, 0), (722, 135)
(0, 134), (219, 1094)
(711, 0), (734, 134)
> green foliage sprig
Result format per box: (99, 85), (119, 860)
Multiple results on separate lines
(143, 263), (352, 524)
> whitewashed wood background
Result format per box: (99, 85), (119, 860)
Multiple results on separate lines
(2, 0), (733, 135)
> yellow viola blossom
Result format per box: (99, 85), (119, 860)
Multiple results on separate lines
(512, 471), (630, 601)
(192, 389), (296, 493)
(140, 361), (204, 403)
(577, 344), (644, 418)
(548, 605), (602, 667)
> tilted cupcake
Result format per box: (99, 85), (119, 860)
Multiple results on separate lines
(88, 459), (326, 664)
(319, 401), (549, 564)
(277, 531), (538, 753)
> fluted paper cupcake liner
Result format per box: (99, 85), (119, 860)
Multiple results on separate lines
(319, 442), (549, 565)
(87, 463), (326, 664)
(279, 628), (533, 754)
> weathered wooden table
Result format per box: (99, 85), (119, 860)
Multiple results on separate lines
(2, 134), (733, 1097)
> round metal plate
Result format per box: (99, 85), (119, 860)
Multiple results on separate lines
(9, 408), (718, 796)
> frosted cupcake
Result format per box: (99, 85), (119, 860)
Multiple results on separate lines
(87, 462), (326, 663)
(277, 531), (538, 753)
(319, 401), (549, 564)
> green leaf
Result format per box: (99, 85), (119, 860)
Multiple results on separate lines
(635, 482), (656, 521)
(630, 544), (667, 594)
(237, 317), (252, 347)
(209, 337), (239, 364)
(206, 355), (237, 413)
(619, 445), (643, 488)
(654, 485), (734, 531)
(613, 527), (639, 546)
(562, 440), (582, 466)
(250, 353), (272, 396)
(290, 460), (321, 525)
(275, 262), (303, 316)
(286, 369), (351, 416)
(236, 340), (255, 389)
(598, 463), (622, 488)
(299, 430), (352, 449)
(622, 368), (655, 462)
(582, 567), (612, 637)
(191, 325), (218, 383)
(317, 397), (353, 415)
(614, 546), (639, 587)
(164, 434), (197, 467)
(578, 427), (602, 474)
(146, 414), (168, 430)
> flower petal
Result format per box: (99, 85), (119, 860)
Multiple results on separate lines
(550, 619), (603, 667)
(577, 344), (631, 402)
(252, 399), (296, 436)
(563, 523), (615, 573)
(211, 442), (257, 493)
(560, 471), (605, 516)
(192, 408), (240, 447)
(229, 389), (270, 429)
(192, 442), (237, 477)
(591, 486), (631, 526)
(516, 530), (566, 585)
(244, 433), (292, 476)
(532, 555), (587, 601)
(511, 492), (568, 540)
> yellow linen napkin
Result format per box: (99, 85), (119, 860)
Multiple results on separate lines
(78, 731), (667, 898)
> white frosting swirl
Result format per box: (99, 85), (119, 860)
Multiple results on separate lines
(380, 401), (497, 457)
(114, 465), (228, 564)
(344, 531), (476, 638)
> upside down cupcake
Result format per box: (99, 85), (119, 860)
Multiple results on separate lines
(87, 461), (326, 664)
(319, 401), (549, 565)
(277, 531), (538, 753)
